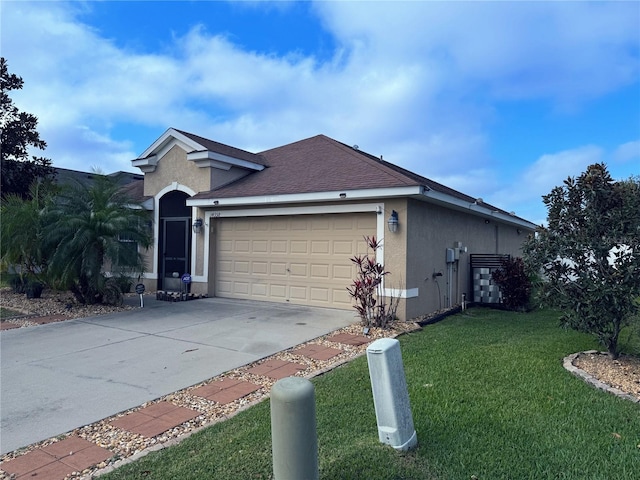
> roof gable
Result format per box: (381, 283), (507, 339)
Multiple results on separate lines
(132, 128), (265, 173)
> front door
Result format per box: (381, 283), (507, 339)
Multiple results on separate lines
(161, 218), (189, 291)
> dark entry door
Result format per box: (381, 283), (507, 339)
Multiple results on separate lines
(162, 218), (189, 290)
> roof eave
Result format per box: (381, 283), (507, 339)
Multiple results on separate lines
(186, 186), (423, 207)
(419, 187), (537, 230)
(187, 150), (265, 171)
(186, 184), (536, 230)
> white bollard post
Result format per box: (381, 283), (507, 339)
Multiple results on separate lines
(366, 338), (418, 451)
(270, 376), (318, 480)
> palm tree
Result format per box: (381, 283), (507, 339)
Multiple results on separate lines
(47, 173), (151, 304)
(0, 180), (55, 292)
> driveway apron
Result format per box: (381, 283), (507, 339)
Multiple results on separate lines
(0, 297), (356, 454)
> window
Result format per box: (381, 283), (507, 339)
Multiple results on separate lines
(116, 233), (138, 267)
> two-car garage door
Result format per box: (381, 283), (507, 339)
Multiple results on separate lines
(214, 212), (376, 309)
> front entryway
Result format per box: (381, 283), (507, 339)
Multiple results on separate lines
(158, 191), (192, 291)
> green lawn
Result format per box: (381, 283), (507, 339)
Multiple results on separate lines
(102, 308), (639, 480)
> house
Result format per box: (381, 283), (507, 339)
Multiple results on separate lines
(128, 128), (537, 320)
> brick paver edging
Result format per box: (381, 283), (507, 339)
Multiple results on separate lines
(88, 348), (373, 479)
(563, 350), (639, 404)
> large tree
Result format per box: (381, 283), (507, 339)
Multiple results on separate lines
(1, 57), (55, 198)
(47, 174), (152, 304)
(523, 164), (640, 359)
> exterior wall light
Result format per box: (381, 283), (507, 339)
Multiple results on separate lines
(192, 218), (204, 234)
(388, 210), (399, 233)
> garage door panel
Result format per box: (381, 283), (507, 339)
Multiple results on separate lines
(333, 240), (354, 255)
(235, 222), (251, 232)
(252, 261), (268, 275)
(271, 219), (288, 230)
(218, 260), (233, 273)
(310, 288), (329, 302)
(271, 240), (288, 253)
(234, 282), (250, 295)
(290, 218), (309, 230)
(235, 240), (250, 252)
(311, 264), (329, 278)
(356, 238), (371, 254)
(311, 241), (330, 254)
(332, 289), (353, 306)
(270, 284), (287, 298)
(289, 263), (308, 277)
(217, 280), (232, 294)
(219, 240), (233, 253)
(234, 261), (250, 274)
(290, 240), (308, 254)
(252, 240), (268, 253)
(333, 264), (353, 279)
(334, 216), (355, 229)
(251, 284), (268, 296)
(289, 285), (308, 300)
(271, 263), (287, 275)
(215, 213), (375, 309)
(311, 218), (330, 230)
(251, 218), (270, 231)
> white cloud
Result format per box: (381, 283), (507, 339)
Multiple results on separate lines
(1, 0), (637, 216)
(613, 140), (640, 163)
(487, 145), (605, 225)
(315, 1), (639, 103)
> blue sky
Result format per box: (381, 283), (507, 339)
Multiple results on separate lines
(3, 0), (639, 225)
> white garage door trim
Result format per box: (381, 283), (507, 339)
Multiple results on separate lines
(190, 203), (387, 284)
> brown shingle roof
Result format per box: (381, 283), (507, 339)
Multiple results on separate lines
(119, 180), (149, 204)
(181, 132), (535, 224)
(189, 134), (511, 215)
(190, 135), (421, 200)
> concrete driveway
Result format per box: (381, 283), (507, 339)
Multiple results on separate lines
(0, 297), (356, 454)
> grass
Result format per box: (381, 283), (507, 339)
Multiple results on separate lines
(0, 306), (22, 319)
(102, 308), (640, 479)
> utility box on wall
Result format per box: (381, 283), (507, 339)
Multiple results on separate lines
(366, 338), (418, 451)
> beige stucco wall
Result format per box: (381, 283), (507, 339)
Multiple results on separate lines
(143, 144), (254, 198)
(144, 145), (210, 197)
(403, 198), (531, 319)
(377, 199), (409, 321)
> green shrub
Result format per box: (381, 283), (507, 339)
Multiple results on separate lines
(491, 257), (532, 311)
(7, 273), (26, 293)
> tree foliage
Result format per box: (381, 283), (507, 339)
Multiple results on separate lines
(2, 174), (152, 304)
(45, 174), (152, 304)
(0, 180), (57, 282)
(523, 164), (640, 358)
(491, 257), (532, 311)
(1, 57), (54, 198)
